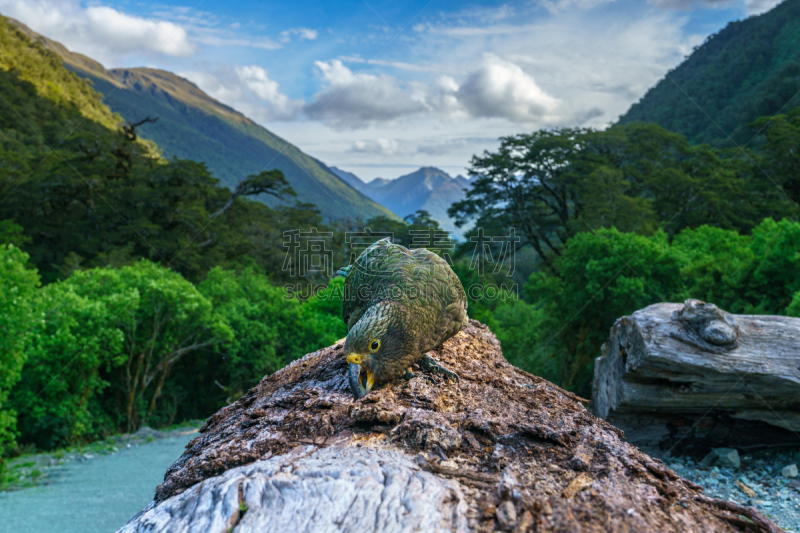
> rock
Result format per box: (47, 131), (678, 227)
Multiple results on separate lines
(593, 300), (800, 455)
(702, 448), (741, 469)
(118, 320), (784, 533)
(782, 464), (798, 478)
(738, 480), (757, 498)
(496, 500), (517, 531)
(133, 426), (165, 439)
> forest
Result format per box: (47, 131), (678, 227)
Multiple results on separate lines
(618, 0), (800, 146)
(1, 14), (800, 477)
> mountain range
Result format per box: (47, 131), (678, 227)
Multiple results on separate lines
(618, 0), (800, 146)
(11, 0), (796, 231)
(330, 167), (471, 238)
(9, 19), (396, 223)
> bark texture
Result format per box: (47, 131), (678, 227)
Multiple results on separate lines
(594, 300), (800, 456)
(120, 320), (784, 532)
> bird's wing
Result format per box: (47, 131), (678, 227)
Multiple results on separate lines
(407, 247), (469, 347)
(342, 237), (397, 330)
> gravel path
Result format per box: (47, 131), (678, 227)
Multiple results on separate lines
(665, 449), (800, 533)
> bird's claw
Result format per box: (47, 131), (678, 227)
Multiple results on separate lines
(402, 370), (436, 385)
(419, 354), (460, 384)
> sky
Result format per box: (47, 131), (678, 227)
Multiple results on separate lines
(0, 0), (785, 181)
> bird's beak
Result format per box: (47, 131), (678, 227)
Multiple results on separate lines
(360, 367), (375, 396)
(346, 357), (374, 398)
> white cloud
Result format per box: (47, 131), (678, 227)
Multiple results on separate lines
(340, 56), (436, 72)
(193, 34), (281, 50)
(302, 54), (592, 129)
(415, 137), (489, 156)
(650, 0), (782, 15)
(85, 7), (192, 56)
(742, 0), (783, 14)
(349, 138), (402, 155)
(280, 27), (319, 42)
(234, 65), (301, 120)
(181, 65), (301, 122)
(442, 54), (561, 123)
(303, 60), (428, 129)
(538, 0), (617, 15)
(430, 23), (547, 37)
(285, 4), (705, 180)
(0, 0), (195, 66)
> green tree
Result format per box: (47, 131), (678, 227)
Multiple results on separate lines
(449, 124), (792, 273)
(195, 269), (345, 407)
(670, 225), (754, 313)
(744, 218), (800, 314)
(449, 128), (589, 274)
(62, 261), (227, 432)
(12, 282), (127, 449)
(0, 245), (39, 460)
(490, 299), (552, 379)
(752, 107), (800, 205)
(502, 219), (800, 397)
(521, 229), (682, 396)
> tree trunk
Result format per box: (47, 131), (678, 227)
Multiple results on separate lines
(119, 319), (784, 533)
(593, 299), (800, 457)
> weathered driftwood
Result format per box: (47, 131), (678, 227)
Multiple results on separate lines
(120, 320), (783, 532)
(594, 299), (800, 456)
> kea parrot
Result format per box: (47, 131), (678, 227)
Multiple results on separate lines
(339, 237), (468, 398)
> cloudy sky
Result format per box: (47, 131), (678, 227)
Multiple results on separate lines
(1, 0), (784, 181)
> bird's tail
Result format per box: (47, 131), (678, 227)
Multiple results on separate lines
(336, 265), (352, 277)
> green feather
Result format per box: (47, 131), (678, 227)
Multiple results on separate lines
(341, 238), (468, 390)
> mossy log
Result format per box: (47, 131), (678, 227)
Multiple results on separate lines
(594, 300), (800, 457)
(119, 320), (783, 532)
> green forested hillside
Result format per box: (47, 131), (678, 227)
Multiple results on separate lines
(618, 0), (800, 146)
(0, 15), (318, 284)
(10, 19), (396, 222)
(0, 16), (351, 457)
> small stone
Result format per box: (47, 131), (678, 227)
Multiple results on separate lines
(709, 466), (720, 478)
(701, 448), (740, 469)
(496, 501), (517, 531)
(498, 469), (520, 501)
(737, 480), (756, 498)
(781, 464), (798, 478)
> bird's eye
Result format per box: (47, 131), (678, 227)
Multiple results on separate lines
(369, 339), (380, 352)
